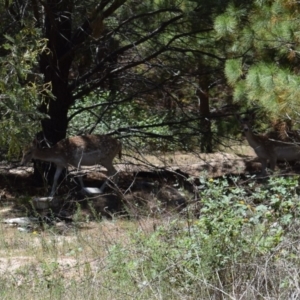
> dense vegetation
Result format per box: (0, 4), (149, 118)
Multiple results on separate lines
(1, 0), (300, 156)
(0, 175), (300, 299)
(1, 1), (300, 299)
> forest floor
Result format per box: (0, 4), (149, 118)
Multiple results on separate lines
(0, 149), (257, 213)
(0, 148), (300, 280)
(0, 148), (298, 215)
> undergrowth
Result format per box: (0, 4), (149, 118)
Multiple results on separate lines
(1, 175), (300, 299)
(105, 175), (300, 299)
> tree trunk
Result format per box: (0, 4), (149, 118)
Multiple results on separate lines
(33, 0), (74, 187)
(39, 0), (74, 140)
(197, 76), (213, 153)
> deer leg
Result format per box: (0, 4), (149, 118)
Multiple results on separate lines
(99, 163), (118, 193)
(50, 166), (63, 197)
(78, 175), (85, 189)
(75, 167), (86, 190)
(269, 157), (277, 172)
(260, 159), (268, 176)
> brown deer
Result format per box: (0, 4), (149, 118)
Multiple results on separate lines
(21, 135), (122, 196)
(266, 119), (300, 143)
(241, 119), (300, 175)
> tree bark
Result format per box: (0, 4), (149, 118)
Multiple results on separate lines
(38, 0), (74, 141)
(33, 0), (75, 186)
(197, 74), (213, 153)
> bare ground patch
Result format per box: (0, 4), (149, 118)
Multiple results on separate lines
(0, 150), (293, 219)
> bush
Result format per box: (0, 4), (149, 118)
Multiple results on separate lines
(105, 175), (300, 299)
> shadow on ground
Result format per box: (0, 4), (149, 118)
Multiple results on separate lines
(1, 152), (299, 229)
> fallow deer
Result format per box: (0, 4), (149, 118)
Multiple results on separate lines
(266, 120), (300, 144)
(241, 120), (300, 175)
(21, 135), (122, 196)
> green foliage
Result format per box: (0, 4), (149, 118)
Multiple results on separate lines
(1, 0), (242, 156)
(197, 176), (299, 259)
(226, 58), (300, 114)
(214, 6), (238, 36)
(0, 27), (49, 158)
(218, 0), (300, 119)
(106, 175), (300, 298)
(5, 0), (300, 156)
(224, 58), (243, 85)
(1, 175), (300, 298)
(69, 91), (199, 151)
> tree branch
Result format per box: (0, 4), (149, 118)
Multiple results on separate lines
(70, 13), (184, 94)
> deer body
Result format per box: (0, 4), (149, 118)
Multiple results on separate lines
(22, 135), (122, 196)
(242, 122), (300, 174)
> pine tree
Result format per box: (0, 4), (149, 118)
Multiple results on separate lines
(216, 1), (300, 121)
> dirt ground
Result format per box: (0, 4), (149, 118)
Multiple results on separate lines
(0, 150), (300, 276)
(0, 149), (298, 221)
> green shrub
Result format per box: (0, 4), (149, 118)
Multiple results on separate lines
(105, 175), (300, 298)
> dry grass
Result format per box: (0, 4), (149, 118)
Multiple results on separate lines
(0, 183), (299, 299)
(0, 209), (173, 299)
(1, 148), (299, 299)
(0, 207), (166, 279)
